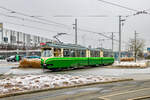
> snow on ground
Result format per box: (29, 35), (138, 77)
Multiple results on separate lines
(4, 68), (43, 75)
(113, 61), (147, 68)
(0, 74), (119, 95)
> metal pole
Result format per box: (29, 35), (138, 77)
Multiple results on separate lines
(112, 32), (114, 57)
(17, 32), (19, 44)
(17, 32), (19, 54)
(0, 23), (3, 44)
(23, 33), (25, 49)
(75, 19), (77, 45)
(10, 30), (12, 45)
(119, 16), (121, 63)
(135, 31), (137, 62)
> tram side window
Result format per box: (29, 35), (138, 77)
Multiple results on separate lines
(63, 49), (70, 57)
(75, 50), (84, 57)
(54, 48), (61, 57)
(77, 50), (80, 57)
(95, 51), (100, 57)
(90, 50), (92, 57)
(41, 49), (52, 57)
(96, 51), (100, 57)
(81, 50), (86, 57)
(63, 49), (86, 57)
(90, 50), (95, 57)
(98, 51), (100, 57)
(70, 49), (75, 57)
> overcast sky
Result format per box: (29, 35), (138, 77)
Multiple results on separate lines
(0, 0), (150, 51)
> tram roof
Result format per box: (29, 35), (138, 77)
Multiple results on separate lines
(41, 42), (87, 50)
(41, 42), (100, 51)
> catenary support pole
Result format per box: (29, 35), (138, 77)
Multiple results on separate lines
(0, 23), (3, 44)
(112, 32), (114, 57)
(74, 19), (78, 45)
(119, 16), (122, 63)
(135, 30), (137, 62)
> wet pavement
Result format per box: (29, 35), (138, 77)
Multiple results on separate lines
(1, 60), (150, 80)
(0, 60), (18, 75)
(2, 79), (150, 100)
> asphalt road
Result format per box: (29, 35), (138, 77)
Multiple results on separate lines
(2, 61), (150, 100)
(0, 60), (19, 74)
(2, 79), (150, 100)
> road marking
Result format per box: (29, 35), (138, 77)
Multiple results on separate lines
(128, 95), (150, 100)
(99, 97), (110, 100)
(99, 87), (150, 99)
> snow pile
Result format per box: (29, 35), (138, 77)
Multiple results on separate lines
(120, 57), (134, 62)
(113, 61), (147, 68)
(19, 59), (41, 68)
(0, 74), (119, 95)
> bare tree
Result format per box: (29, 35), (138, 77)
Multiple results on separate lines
(128, 38), (145, 61)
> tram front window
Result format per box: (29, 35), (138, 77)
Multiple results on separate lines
(41, 49), (53, 57)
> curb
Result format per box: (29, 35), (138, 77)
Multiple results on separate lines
(111, 65), (147, 69)
(128, 95), (150, 100)
(0, 78), (133, 98)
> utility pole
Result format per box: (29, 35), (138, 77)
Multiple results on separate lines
(134, 31), (137, 62)
(118, 16), (122, 63)
(73, 18), (77, 45)
(17, 32), (19, 54)
(0, 23), (3, 44)
(118, 16), (125, 63)
(23, 33), (25, 49)
(10, 30), (12, 45)
(112, 32), (114, 57)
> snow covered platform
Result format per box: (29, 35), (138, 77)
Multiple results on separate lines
(0, 74), (132, 97)
(113, 61), (148, 68)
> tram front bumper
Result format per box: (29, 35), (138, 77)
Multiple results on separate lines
(42, 64), (54, 69)
(42, 64), (48, 69)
